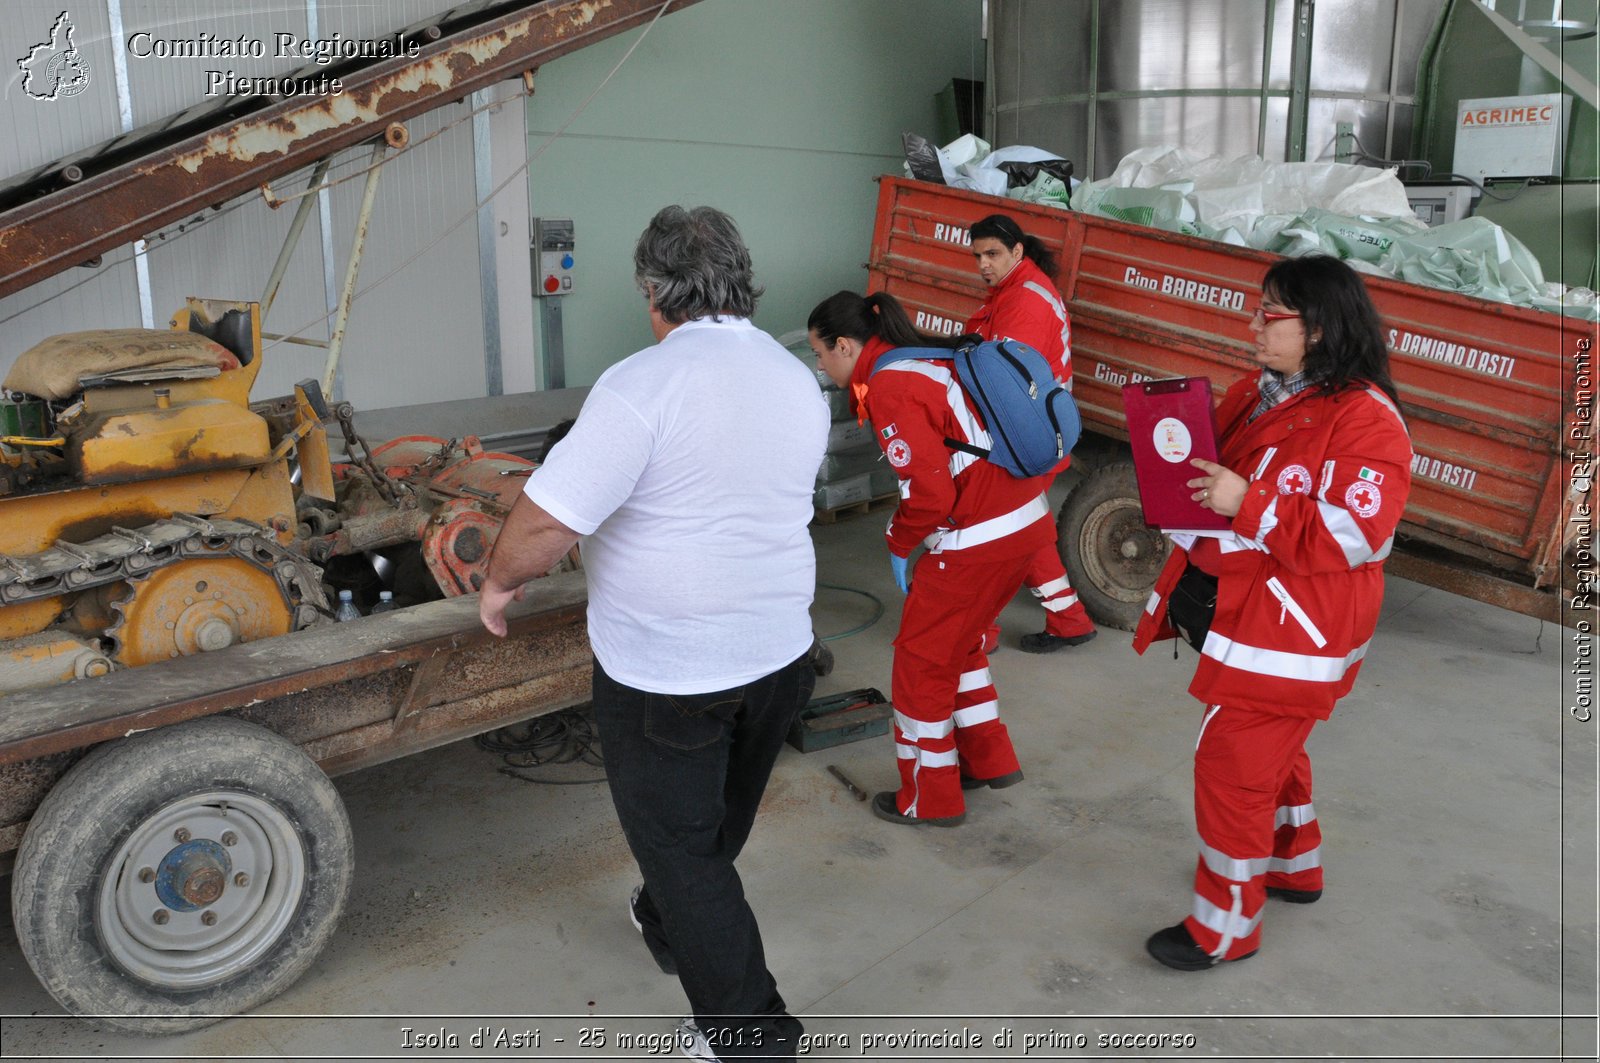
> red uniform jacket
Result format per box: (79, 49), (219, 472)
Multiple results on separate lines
(1132, 375), (1412, 719)
(850, 336), (1054, 564)
(964, 256), (1073, 383)
(965, 255), (1076, 478)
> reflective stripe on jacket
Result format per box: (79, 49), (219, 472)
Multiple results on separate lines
(1132, 376), (1412, 719)
(850, 336), (1054, 563)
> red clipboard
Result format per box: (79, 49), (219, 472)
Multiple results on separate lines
(1122, 377), (1231, 531)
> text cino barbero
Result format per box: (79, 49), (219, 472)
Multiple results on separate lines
(125, 31), (423, 97)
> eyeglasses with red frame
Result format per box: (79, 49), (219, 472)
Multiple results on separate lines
(1251, 305), (1300, 325)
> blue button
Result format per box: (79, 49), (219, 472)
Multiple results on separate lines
(561, 254), (574, 269)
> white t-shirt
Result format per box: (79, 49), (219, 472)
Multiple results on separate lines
(524, 316), (828, 694)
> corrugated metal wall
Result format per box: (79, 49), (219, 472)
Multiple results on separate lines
(990, 0), (1449, 178)
(0, 0), (486, 407)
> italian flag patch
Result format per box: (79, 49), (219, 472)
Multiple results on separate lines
(1358, 466), (1384, 484)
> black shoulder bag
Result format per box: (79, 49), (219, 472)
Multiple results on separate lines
(1167, 564), (1219, 653)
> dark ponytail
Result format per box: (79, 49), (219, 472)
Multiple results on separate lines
(971, 213), (1058, 276)
(808, 290), (969, 350)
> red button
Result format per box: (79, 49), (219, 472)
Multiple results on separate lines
(544, 275), (560, 293)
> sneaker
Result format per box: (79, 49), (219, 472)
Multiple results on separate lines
(1019, 630), (1097, 653)
(1267, 886), (1322, 904)
(675, 1017), (721, 1062)
(629, 884), (677, 975)
(959, 769), (1024, 791)
(871, 790), (965, 827)
(1145, 922), (1256, 971)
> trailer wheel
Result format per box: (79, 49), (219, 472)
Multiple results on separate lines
(1058, 462), (1170, 631)
(10, 716), (352, 1034)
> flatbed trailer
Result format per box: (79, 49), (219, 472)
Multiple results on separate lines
(0, 570), (588, 1032)
(867, 176), (1595, 627)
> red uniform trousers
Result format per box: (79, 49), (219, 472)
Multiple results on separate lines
(890, 550), (1031, 820)
(1186, 704), (1324, 961)
(978, 544), (1094, 652)
(1024, 543), (1096, 637)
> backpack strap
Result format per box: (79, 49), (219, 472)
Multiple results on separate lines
(866, 345), (961, 376)
(867, 344), (992, 459)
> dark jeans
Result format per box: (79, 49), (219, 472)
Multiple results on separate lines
(592, 652), (814, 1060)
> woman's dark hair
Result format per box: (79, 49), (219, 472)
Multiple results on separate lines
(970, 213), (1058, 276)
(807, 290), (970, 350)
(1263, 254), (1399, 406)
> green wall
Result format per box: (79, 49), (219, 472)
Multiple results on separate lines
(524, 0), (985, 386)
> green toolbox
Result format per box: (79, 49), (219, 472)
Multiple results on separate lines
(786, 687), (892, 753)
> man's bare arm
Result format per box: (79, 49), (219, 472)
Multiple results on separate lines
(478, 493), (582, 637)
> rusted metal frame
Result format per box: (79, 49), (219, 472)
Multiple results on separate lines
(260, 157), (333, 319)
(0, 596), (584, 766)
(322, 141), (387, 396)
(1384, 548), (1561, 624)
(0, 0), (703, 299)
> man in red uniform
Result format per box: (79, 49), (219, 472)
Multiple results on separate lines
(965, 213), (1098, 653)
(809, 290), (1055, 824)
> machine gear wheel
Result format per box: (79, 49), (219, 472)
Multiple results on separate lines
(107, 558), (297, 666)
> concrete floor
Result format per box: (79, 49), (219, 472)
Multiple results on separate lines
(0, 491), (1594, 1062)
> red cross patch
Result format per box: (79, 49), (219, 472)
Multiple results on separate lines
(886, 438), (912, 468)
(1276, 463), (1313, 495)
(1345, 480), (1382, 517)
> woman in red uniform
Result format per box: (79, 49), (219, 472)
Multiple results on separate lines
(808, 290), (1054, 825)
(965, 214), (1098, 653)
(1134, 255), (1411, 970)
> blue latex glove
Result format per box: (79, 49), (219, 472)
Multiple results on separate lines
(889, 553), (911, 595)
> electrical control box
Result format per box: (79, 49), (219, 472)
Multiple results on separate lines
(532, 218), (575, 297)
(1404, 184), (1478, 227)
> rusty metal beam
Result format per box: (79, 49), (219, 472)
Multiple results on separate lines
(1384, 545), (1564, 625)
(0, 570), (587, 765)
(0, 0), (703, 299)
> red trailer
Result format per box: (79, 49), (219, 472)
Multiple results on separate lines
(867, 176), (1594, 627)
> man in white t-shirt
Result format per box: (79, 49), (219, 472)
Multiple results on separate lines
(479, 206), (827, 1062)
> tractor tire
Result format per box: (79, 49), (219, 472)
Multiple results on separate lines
(11, 716), (353, 1034)
(1057, 461), (1171, 631)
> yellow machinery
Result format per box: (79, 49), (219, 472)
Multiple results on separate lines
(0, 298), (531, 695)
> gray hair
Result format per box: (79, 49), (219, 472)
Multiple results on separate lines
(633, 205), (762, 325)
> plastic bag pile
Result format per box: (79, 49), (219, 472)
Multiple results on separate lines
(902, 132), (1078, 208)
(1070, 145), (1596, 320)
(903, 136), (1595, 320)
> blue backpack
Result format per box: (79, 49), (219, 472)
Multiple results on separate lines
(870, 339), (1082, 478)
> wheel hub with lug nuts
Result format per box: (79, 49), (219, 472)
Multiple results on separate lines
(99, 791), (306, 990)
(155, 838), (232, 910)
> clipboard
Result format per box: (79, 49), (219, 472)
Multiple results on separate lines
(1122, 376), (1231, 531)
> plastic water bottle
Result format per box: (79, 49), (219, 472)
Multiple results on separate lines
(335, 589), (361, 622)
(369, 590), (398, 614)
